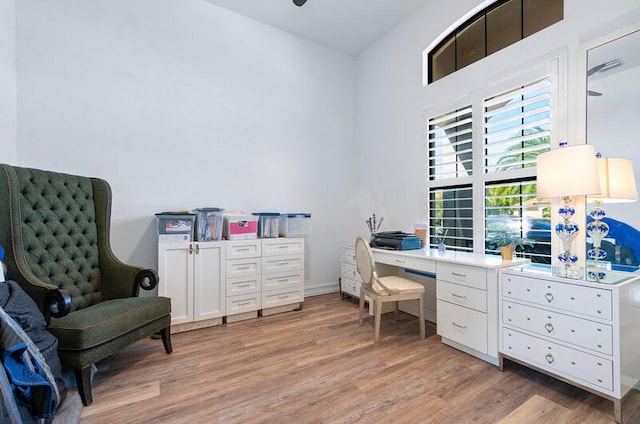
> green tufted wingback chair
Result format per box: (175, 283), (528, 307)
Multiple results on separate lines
(0, 164), (172, 406)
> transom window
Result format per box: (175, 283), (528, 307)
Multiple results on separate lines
(426, 0), (563, 83)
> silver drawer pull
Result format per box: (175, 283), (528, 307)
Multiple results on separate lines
(238, 248), (251, 251)
(238, 266), (252, 270)
(545, 323), (554, 333)
(452, 322), (467, 330)
(278, 262), (290, 266)
(545, 292), (554, 302)
(279, 295), (289, 299)
(238, 284), (251, 288)
(238, 301), (251, 306)
(394, 259), (406, 264)
(278, 245), (290, 249)
(451, 272), (467, 278)
(279, 279), (289, 282)
(545, 353), (554, 364)
(452, 293), (467, 299)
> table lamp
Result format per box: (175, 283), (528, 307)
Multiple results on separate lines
(536, 143), (602, 277)
(586, 156), (638, 269)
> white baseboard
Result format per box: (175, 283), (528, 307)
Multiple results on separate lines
(304, 281), (339, 297)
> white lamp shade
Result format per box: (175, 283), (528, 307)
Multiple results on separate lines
(536, 144), (602, 198)
(589, 157), (638, 203)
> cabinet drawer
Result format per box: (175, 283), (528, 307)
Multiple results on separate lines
(341, 262), (362, 282)
(262, 254), (304, 274)
(226, 275), (261, 296)
(503, 300), (613, 355)
(262, 271), (304, 291)
(342, 247), (356, 265)
(437, 262), (487, 290)
(262, 238), (304, 257)
(226, 293), (261, 315)
(226, 258), (261, 279)
(437, 300), (488, 354)
(502, 328), (613, 392)
(262, 286), (304, 308)
(226, 240), (261, 259)
(437, 280), (487, 313)
(341, 277), (361, 298)
(502, 274), (612, 320)
(373, 251), (436, 273)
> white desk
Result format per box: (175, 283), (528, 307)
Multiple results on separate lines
(370, 247), (528, 366)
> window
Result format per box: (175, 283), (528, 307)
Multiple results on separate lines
(426, 0), (563, 83)
(426, 64), (555, 261)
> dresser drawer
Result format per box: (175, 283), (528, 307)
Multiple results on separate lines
(226, 275), (261, 296)
(437, 300), (488, 354)
(341, 277), (361, 298)
(502, 301), (613, 355)
(262, 271), (304, 291)
(341, 262), (362, 282)
(502, 328), (613, 392)
(262, 238), (304, 257)
(226, 293), (261, 315)
(437, 280), (487, 313)
(503, 300), (613, 355)
(262, 286), (304, 308)
(373, 251), (436, 273)
(437, 262), (487, 290)
(226, 240), (261, 259)
(226, 257), (261, 278)
(342, 246), (356, 265)
(262, 254), (304, 274)
(502, 274), (612, 320)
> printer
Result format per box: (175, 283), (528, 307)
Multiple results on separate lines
(370, 231), (422, 250)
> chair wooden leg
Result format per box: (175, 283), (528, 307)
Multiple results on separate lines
(374, 299), (382, 343)
(394, 301), (399, 321)
(75, 367), (93, 406)
(418, 295), (426, 339)
(160, 326), (173, 354)
(358, 288), (365, 326)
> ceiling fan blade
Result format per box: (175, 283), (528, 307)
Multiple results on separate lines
(293, 0), (307, 6)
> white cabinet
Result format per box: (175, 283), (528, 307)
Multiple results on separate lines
(340, 245), (362, 299)
(436, 262), (493, 359)
(260, 238), (304, 314)
(158, 241), (225, 332)
(225, 240), (262, 321)
(499, 265), (640, 423)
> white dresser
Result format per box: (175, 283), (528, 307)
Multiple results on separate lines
(499, 264), (640, 423)
(340, 245), (362, 299)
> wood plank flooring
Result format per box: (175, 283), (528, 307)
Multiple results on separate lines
(78, 293), (640, 423)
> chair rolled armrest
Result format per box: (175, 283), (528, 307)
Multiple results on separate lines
(43, 288), (72, 318)
(133, 269), (159, 296)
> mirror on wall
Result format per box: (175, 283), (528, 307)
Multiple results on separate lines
(586, 28), (640, 271)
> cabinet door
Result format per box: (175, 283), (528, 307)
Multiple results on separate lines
(158, 242), (194, 325)
(193, 242), (226, 321)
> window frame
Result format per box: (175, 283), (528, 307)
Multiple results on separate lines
(424, 59), (560, 255)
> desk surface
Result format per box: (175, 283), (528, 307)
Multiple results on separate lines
(372, 247), (529, 270)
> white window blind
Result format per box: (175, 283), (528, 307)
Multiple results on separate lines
(428, 106), (473, 180)
(484, 77), (551, 173)
(484, 180), (551, 263)
(429, 185), (473, 252)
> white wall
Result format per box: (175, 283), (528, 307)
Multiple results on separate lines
(0, 0), (17, 164)
(354, 0), (640, 242)
(15, 0), (357, 294)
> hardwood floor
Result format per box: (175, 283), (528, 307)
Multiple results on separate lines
(78, 293), (640, 423)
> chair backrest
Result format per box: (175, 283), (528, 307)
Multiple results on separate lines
(0, 165), (103, 311)
(355, 237), (386, 294)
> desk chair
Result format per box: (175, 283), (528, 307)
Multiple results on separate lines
(355, 237), (425, 342)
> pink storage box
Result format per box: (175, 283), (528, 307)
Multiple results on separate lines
(223, 215), (258, 240)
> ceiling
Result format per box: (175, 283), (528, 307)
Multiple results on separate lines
(202, 0), (430, 56)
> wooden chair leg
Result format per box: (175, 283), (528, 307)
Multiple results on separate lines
(76, 367), (93, 406)
(160, 326), (173, 354)
(394, 301), (399, 321)
(418, 295), (426, 339)
(358, 288), (365, 326)
(374, 299), (382, 343)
